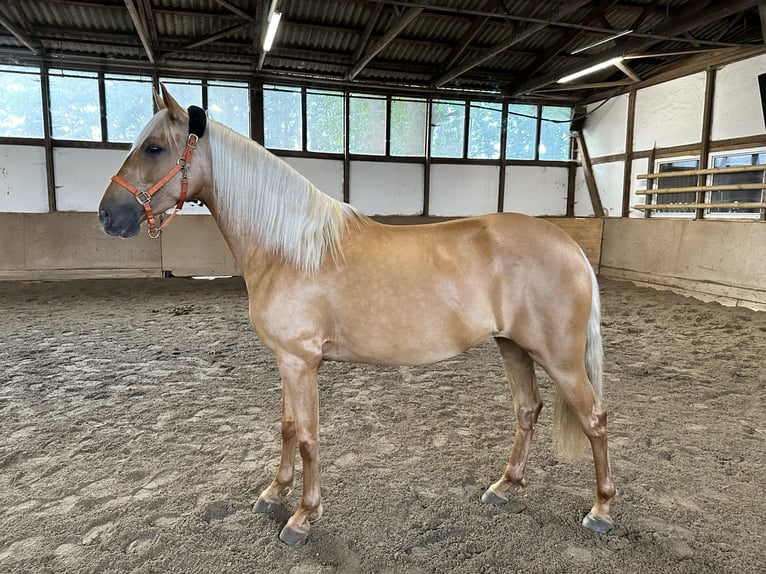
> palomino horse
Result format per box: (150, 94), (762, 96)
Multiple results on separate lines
(99, 86), (616, 546)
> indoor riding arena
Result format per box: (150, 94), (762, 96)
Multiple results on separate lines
(1, 2), (764, 574)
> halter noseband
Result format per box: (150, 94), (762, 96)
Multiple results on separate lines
(111, 105), (207, 238)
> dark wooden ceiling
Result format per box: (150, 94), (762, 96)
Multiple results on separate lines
(1, 0), (765, 101)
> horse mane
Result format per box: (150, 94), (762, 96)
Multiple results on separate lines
(206, 119), (365, 274)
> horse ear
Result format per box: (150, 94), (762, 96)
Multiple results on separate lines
(153, 88), (165, 113)
(159, 83), (186, 122)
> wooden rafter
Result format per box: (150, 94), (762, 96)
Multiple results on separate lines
(759, 0), (766, 42)
(138, 0), (159, 50)
(353, 2), (384, 62)
(439, 0), (493, 72)
(346, 5), (424, 80)
(520, 0), (619, 80)
(0, 1), (40, 55)
(432, 0), (592, 88)
(123, 0), (155, 63)
(512, 0), (763, 96)
(180, 22), (253, 51)
(213, 0), (256, 23)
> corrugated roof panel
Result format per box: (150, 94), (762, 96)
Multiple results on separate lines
(0, 0), (761, 99)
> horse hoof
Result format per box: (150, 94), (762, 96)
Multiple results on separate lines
(481, 488), (508, 506)
(279, 524), (309, 547)
(252, 496), (282, 515)
(582, 512), (614, 534)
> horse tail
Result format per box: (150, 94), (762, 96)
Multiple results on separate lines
(553, 256), (603, 458)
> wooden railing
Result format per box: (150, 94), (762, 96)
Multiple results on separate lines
(635, 164), (766, 220)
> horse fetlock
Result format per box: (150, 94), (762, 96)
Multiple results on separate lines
(309, 501), (324, 524)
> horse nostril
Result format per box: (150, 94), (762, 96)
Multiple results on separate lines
(98, 207), (110, 226)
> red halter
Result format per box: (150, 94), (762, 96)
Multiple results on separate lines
(110, 106), (206, 238)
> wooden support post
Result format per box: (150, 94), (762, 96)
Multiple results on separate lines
(696, 68), (716, 219)
(621, 89), (637, 217)
(497, 101), (508, 213)
(574, 131), (605, 217)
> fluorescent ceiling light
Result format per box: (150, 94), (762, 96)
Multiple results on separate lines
(263, 11), (282, 52)
(557, 56), (624, 84)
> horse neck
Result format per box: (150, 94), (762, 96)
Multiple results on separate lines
(201, 121), (366, 275)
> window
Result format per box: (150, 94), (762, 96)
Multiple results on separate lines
(540, 105), (571, 161)
(506, 104), (536, 160)
(158, 77), (203, 108)
(349, 94), (386, 155)
(263, 85), (302, 151)
(104, 74), (153, 143)
(653, 158), (698, 214)
(49, 70), (101, 141)
(0, 65), (43, 138)
(306, 89), (344, 153)
(431, 100), (465, 158)
(390, 97), (426, 156)
(468, 101), (502, 159)
(208, 81), (250, 137)
(708, 151), (765, 216)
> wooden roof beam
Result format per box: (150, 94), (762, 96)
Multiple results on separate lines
(521, 0), (620, 79)
(346, 5), (424, 80)
(0, 2), (40, 55)
(138, 0), (159, 50)
(123, 0), (155, 63)
(511, 0), (762, 96)
(432, 0), (592, 88)
(212, 0), (256, 23)
(353, 2), (384, 62)
(759, 1), (766, 42)
(179, 22), (253, 51)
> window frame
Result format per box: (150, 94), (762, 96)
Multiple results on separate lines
(650, 156), (700, 218)
(704, 148), (766, 220)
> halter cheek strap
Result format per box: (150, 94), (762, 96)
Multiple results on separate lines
(111, 105), (207, 238)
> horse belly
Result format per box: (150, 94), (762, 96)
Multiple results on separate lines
(323, 291), (496, 366)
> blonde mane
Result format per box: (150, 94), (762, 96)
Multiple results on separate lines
(205, 120), (364, 274)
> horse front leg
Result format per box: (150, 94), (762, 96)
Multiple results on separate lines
(253, 408), (298, 514)
(255, 351), (323, 547)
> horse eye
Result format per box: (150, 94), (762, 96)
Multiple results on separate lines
(145, 143), (164, 155)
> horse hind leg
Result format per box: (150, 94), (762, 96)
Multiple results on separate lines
(482, 338), (542, 505)
(547, 360), (616, 533)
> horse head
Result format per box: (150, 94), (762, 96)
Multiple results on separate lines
(98, 84), (209, 238)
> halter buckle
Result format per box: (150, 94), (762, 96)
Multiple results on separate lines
(135, 191), (152, 205)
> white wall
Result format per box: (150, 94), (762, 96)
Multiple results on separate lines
(54, 148), (126, 211)
(504, 165), (568, 216)
(429, 164), (499, 216)
(711, 52), (766, 140)
(350, 161), (424, 216)
(583, 92), (628, 158)
(0, 145), (48, 212)
(633, 72), (706, 150)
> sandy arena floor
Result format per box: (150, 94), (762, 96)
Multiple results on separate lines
(0, 277), (764, 573)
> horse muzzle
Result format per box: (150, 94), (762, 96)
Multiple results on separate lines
(98, 200), (143, 238)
